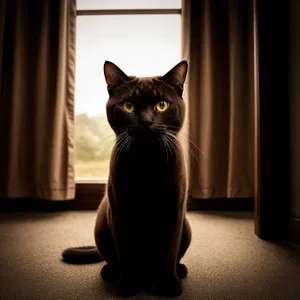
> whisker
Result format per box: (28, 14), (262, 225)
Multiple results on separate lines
(165, 134), (175, 153)
(113, 132), (127, 154)
(164, 137), (169, 163)
(166, 133), (188, 161)
(167, 128), (194, 140)
(112, 137), (125, 167)
(166, 130), (210, 160)
(95, 133), (116, 150)
(166, 131), (201, 164)
(167, 127), (198, 142)
(160, 136), (168, 162)
(101, 137), (118, 158)
(165, 137), (173, 157)
(165, 134), (177, 156)
(116, 131), (128, 141)
(120, 136), (130, 159)
(116, 135), (130, 164)
(125, 136), (133, 152)
(162, 135), (171, 162)
(100, 131), (126, 156)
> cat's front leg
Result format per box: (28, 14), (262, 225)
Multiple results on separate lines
(155, 273), (182, 298)
(112, 213), (141, 297)
(154, 210), (185, 297)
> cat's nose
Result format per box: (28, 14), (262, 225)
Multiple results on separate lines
(139, 114), (153, 128)
(140, 119), (153, 128)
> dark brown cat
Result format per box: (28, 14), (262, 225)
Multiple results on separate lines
(62, 61), (192, 298)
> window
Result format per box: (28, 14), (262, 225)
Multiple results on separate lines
(75, 0), (182, 181)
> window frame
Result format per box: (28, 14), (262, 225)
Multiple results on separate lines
(75, 7), (182, 206)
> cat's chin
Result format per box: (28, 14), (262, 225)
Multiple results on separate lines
(129, 134), (164, 146)
(128, 129), (164, 140)
(134, 136), (163, 144)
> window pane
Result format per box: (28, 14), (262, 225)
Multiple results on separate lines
(77, 0), (181, 10)
(75, 15), (181, 180)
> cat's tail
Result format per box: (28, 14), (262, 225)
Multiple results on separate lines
(62, 246), (103, 264)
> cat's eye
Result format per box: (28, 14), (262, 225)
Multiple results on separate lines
(155, 101), (169, 112)
(123, 101), (135, 113)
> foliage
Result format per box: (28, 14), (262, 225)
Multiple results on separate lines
(75, 113), (115, 162)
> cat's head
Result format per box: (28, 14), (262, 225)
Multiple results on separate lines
(104, 61), (188, 140)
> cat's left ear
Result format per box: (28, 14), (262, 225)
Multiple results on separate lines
(160, 61), (188, 96)
(103, 61), (131, 89)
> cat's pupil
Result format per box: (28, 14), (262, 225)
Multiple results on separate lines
(159, 102), (164, 108)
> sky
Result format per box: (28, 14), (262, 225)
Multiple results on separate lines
(74, 13), (181, 116)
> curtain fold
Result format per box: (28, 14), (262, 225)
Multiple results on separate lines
(0, 0), (76, 200)
(182, 0), (254, 199)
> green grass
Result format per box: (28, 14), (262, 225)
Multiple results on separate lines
(75, 160), (110, 180)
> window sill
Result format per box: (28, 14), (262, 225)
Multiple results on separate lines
(75, 181), (254, 211)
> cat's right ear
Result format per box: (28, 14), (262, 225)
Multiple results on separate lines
(103, 61), (131, 91)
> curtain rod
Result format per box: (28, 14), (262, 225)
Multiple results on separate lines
(77, 9), (181, 16)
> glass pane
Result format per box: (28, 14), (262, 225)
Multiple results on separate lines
(75, 15), (181, 180)
(77, 0), (181, 10)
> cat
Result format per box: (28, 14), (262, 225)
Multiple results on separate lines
(62, 60), (192, 298)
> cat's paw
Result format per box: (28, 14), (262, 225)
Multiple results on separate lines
(116, 279), (141, 298)
(177, 263), (188, 279)
(154, 278), (183, 298)
(101, 264), (121, 284)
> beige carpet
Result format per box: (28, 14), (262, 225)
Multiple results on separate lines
(0, 211), (300, 300)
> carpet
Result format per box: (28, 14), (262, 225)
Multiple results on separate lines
(0, 211), (300, 300)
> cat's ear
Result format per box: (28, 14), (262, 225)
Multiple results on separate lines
(103, 61), (131, 89)
(160, 61), (188, 96)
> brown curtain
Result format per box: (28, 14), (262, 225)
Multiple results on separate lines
(0, 0), (76, 200)
(182, 0), (254, 199)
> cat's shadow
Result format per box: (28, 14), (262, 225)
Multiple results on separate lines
(96, 272), (188, 299)
(100, 281), (119, 297)
(96, 278), (143, 299)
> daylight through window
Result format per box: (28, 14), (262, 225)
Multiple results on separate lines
(75, 0), (182, 180)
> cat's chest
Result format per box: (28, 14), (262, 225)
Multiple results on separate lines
(110, 147), (184, 211)
(111, 143), (182, 202)
(117, 151), (175, 181)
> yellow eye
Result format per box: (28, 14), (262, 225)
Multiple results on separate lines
(156, 101), (169, 112)
(123, 101), (135, 113)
